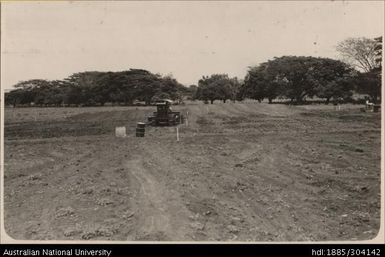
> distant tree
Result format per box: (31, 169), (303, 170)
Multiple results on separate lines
(271, 56), (323, 103)
(355, 71), (381, 103)
(243, 56), (355, 104)
(370, 36), (383, 103)
(5, 69), (189, 107)
(315, 78), (354, 104)
(197, 78), (218, 104)
(10, 79), (51, 106)
(5, 88), (24, 107)
(336, 37), (378, 72)
(373, 36), (383, 69)
(124, 69), (162, 105)
(158, 75), (182, 100)
(111, 70), (147, 105)
(65, 71), (106, 106)
(187, 85), (198, 100)
(312, 59), (356, 104)
(137, 79), (163, 105)
(65, 83), (85, 106)
(4, 79), (71, 107)
(197, 74), (239, 104)
(228, 77), (241, 102)
(243, 63), (284, 103)
(98, 72), (126, 105)
(42, 80), (68, 106)
(337, 36), (382, 103)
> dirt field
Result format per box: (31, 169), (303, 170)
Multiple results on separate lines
(3, 102), (381, 241)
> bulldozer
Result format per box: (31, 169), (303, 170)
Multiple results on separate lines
(147, 99), (184, 126)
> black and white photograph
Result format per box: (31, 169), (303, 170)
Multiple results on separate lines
(1, 1), (383, 242)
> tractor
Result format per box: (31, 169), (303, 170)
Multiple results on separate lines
(147, 99), (184, 126)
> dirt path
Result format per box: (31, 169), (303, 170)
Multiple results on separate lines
(124, 141), (196, 241)
(125, 157), (193, 240)
(125, 158), (171, 240)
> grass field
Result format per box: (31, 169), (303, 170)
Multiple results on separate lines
(3, 101), (381, 241)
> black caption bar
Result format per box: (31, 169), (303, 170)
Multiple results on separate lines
(0, 244), (384, 257)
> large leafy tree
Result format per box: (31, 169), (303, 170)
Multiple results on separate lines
(196, 74), (240, 104)
(183, 85), (198, 101)
(355, 71), (381, 103)
(242, 56), (355, 104)
(311, 58), (356, 104)
(10, 79), (54, 106)
(242, 63), (285, 103)
(65, 71), (110, 106)
(5, 88), (25, 107)
(4, 79), (71, 107)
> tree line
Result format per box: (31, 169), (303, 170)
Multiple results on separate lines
(5, 69), (193, 107)
(5, 36), (382, 107)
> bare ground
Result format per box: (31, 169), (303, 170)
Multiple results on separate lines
(3, 102), (381, 241)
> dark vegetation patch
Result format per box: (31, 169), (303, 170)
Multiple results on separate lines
(299, 110), (380, 123)
(196, 116), (215, 126)
(221, 114), (268, 125)
(4, 110), (148, 140)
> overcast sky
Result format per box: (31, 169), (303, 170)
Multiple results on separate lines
(1, 1), (384, 89)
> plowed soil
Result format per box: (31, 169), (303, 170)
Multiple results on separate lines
(3, 102), (381, 241)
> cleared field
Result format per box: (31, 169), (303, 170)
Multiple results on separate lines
(3, 102), (381, 241)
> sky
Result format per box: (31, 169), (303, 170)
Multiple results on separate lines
(1, 1), (384, 90)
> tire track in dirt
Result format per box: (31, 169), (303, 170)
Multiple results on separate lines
(125, 158), (171, 240)
(126, 152), (194, 241)
(139, 137), (288, 240)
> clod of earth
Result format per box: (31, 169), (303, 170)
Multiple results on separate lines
(55, 207), (75, 218)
